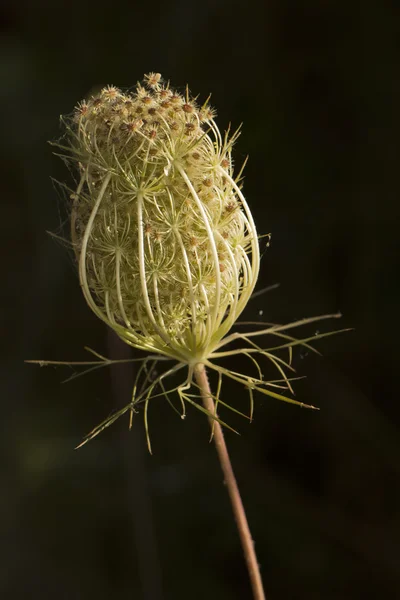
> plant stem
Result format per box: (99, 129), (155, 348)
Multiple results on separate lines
(194, 363), (266, 600)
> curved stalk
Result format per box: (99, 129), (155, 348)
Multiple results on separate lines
(176, 163), (221, 348)
(218, 168), (260, 312)
(79, 172), (112, 323)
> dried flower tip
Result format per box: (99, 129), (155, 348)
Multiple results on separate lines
(158, 89), (170, 99)
(160, 100), (172, 109)
(144, 72), (162, 88)
(74, 101), (89, 121)
(184, 122), (196, 134)
(147, 127), (158, 139)
(120, 118), (143, 133)
(101, 85), (120, 100)
(199, 106), (216, 122)
(170, 94), (183, 104)
(225, 201), (236, 213)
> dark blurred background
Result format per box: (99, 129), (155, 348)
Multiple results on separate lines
(1, 0), (400, 598)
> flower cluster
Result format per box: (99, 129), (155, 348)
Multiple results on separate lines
(47, 72), (343, 450)
(63, 73), (259, 364)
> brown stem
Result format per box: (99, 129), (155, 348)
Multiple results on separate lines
(194, 363), (266, 600)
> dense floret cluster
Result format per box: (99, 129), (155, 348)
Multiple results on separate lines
(62, 73), (259, 363)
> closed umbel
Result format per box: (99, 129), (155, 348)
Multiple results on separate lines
(63, 73), (260, 364)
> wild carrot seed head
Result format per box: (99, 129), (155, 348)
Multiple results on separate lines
(61, 73), (260, 364)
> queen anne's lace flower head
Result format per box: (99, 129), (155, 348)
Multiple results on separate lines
(66, 73), (260, 365)
(51, 73), (340, 450)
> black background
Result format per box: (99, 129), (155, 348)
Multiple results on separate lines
(2, 1), (400, 598)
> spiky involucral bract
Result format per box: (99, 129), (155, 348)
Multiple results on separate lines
(63, 74), (260, 364)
